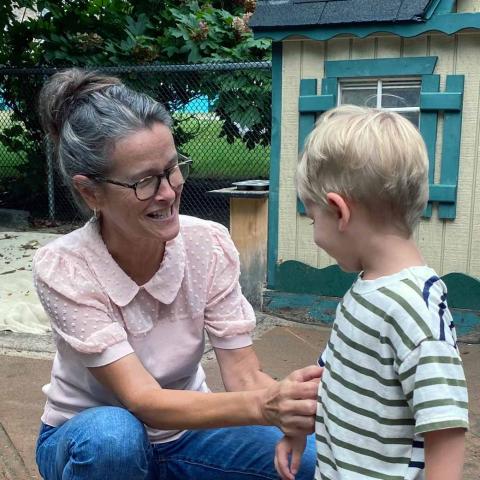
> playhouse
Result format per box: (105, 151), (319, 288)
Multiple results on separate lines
(250, 0), (480, 334)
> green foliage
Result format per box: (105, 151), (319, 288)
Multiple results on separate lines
(178, 116), (270, 179)
(2, 1), (270, 77)
(0, 0), (271, 214)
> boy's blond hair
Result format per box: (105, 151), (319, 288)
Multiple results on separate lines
(296, 105), (429, 234)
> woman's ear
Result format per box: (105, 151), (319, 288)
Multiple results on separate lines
(72, 175), (100, 211)
(326, 192), (351, 232)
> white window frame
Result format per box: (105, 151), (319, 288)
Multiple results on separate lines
(338, 77), (421, 121)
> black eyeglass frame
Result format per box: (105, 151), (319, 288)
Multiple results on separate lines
(90, 156), (193, 201)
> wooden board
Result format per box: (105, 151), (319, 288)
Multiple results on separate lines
(230, 198), (268, 307)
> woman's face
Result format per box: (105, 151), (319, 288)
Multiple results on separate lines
(97, 122), (182, 245)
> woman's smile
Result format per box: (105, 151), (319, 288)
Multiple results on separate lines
(146, 206), (174, 220)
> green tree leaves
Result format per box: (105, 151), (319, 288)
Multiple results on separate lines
(0, 1), (271, 215)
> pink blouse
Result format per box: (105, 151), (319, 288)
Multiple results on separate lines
(33, 215), (256, 443)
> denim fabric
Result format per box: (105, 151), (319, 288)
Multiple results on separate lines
(36, 406), (316, 479)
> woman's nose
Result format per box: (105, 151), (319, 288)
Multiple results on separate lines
(153, 176), (177, 201)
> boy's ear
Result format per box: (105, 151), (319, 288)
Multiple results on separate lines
(326, 192), (351, 232)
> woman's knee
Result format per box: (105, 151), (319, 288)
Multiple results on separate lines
(77, 406), (149, 455)
(87, 406), (145, 434)
(80, 410), (150, 479)
(37, 407), (151, 479)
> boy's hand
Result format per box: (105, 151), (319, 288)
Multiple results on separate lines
(274, 435), (307, 480)
(424, 428), (466, 480)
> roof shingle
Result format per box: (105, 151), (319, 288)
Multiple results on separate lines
(249, 0), (433, 30)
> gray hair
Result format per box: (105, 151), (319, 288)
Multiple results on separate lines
(38, 68), (173, 215)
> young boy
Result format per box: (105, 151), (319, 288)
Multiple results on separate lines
(275, 105), (469, 480)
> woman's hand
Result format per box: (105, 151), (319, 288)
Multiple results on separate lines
(260, 365), (322, 436)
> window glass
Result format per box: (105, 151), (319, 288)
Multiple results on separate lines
(398, 111), (420, 127)
(341, 87), (377, 108)
(382, 84), (420, 108)
(339, 78), (421, 127)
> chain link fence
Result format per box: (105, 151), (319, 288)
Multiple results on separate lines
(0, 62), (272, 227)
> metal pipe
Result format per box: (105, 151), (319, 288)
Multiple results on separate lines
(45, 140), (55, 221)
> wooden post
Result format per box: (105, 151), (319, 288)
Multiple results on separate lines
(207, 186), (269, 308)
(230, 197), (268, 309)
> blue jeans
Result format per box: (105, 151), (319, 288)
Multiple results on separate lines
(36, 406), (316, 479)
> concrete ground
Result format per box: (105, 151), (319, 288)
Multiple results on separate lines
(0, 314), (479, 480)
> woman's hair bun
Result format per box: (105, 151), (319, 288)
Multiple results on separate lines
(38, 68), (122, 141)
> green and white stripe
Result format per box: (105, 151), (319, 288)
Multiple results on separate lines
(315, 266), (468, 480)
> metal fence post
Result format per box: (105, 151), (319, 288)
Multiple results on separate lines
(46, 140), (55, 221)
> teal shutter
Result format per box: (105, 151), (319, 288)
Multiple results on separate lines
(420, 74), (440, 218)
(297, 78), (337, 214)
(420, 74), (464, 219)
(296, 58), (463, 220)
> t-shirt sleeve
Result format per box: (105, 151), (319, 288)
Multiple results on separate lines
(33, 247), (133, 365)
(398, 339), (469, 434)
(318, 348), (327, 367)
(203, 222), (255, 349)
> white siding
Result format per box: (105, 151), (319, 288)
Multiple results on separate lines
(278, 33), (480, 277)
(457, 0), (480, 12)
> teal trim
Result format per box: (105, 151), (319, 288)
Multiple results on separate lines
(419, 75), (464, 219)
(263, 290), (480, 337)
(267, 42), (283, 289)
(420, 92), (462, 111)
(434, 0), (456, 14)
(429, 184), (456, 203)
(297, 198), (306, 215)
(443, 272), (480, 311)
(297, 76), (339, 215)
(322, 76), (338, 99)
(451, 309), (480, 338)
(426, 0), (456, 18)
(253, 13), (480, 42)
(297, 79), (318, 216)
(275, 261), (480, 310)
(267, 261), (480, 334)
(275, 262), (357, 297)
(298, 79), (318, 150)
(299, 94), (335, 112)
(438, 75), (464, 219)
(420, 75), (440, 218)
(325, 57), (437, 78)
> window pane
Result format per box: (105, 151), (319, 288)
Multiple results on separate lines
(341, 88), (377, 107)
(398, 111), (420, 128)
(381, 86), (420, 108)
(339, 80), (421, 127)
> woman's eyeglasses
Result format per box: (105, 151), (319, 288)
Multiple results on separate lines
(90, 155), (192, 201)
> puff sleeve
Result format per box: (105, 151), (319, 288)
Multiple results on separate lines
(204, 222), (256, 349)
(33, 247), (133, 365)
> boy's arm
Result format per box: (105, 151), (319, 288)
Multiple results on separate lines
(424, 428), (466, 480)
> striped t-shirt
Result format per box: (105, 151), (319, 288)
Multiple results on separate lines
(315, 266), (469, 480)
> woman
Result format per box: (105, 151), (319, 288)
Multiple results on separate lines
(34, 69), (320, 480)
